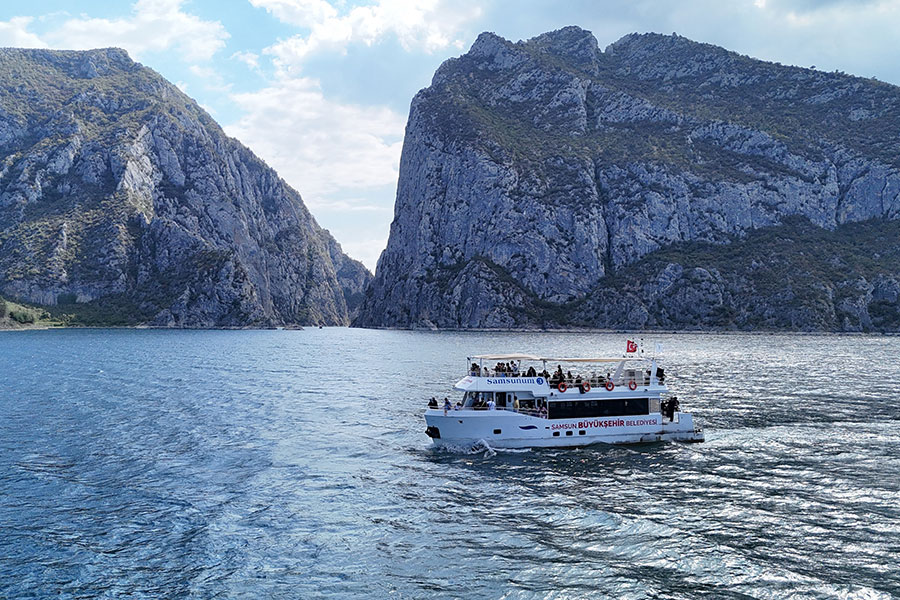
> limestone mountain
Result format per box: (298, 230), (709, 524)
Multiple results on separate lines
(354, 27), (900, 331)
(0, 47), (370, 326)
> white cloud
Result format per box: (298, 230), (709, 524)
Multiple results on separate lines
(249, 0), (338, 27)
(225, 77), (403, 269)
(699, 0), (900, 78)
(43, 0), (228, 62)
(253, 0), (482, 72)
(585, 0), (900, 85)
(231, 50), (261, 70)
(0, 16), (48, 47)
(225, 77), (405, 201)
(189, 64), (232, 91)
(339, 234), (390, 271)
(313, 199), (392, 212)
(235, 1), (479, 266)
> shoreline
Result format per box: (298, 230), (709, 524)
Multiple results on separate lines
(350, 326), (900, 336)
(2, 323), (898, 336)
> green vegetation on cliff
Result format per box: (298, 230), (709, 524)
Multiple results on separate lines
(570, 216), (900, 331)
(0, 295), (60, 328)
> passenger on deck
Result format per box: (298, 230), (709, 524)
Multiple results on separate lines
(428, 397), (438, 408)
(454, 401), (462, 411)
(539, 405), (548, 418)
(664, 397), (678, 420)
(577, 376), (588, 393)
(513, 396), (520, 412)
(552, 365), (564, 385)
(443, 397), (451, 415)
(487, 397), (496, 410)
(526, 366), (536, 377)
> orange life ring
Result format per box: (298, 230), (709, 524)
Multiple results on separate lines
(605, 380), (614, 391)
(557, 382), (567, 393)
(582, 381), (591, 392)
(628, 380), (637, 391)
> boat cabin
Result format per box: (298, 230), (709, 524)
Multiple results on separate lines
(445, 353), (673, 421)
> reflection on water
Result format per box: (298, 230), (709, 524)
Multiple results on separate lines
(1, 329), (898, 599)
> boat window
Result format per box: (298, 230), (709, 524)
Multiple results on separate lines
(464, 391), (496, 409)
(463, 392), (486, 407)
(548, 398), (650, 419)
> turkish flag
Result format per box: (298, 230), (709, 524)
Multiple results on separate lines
(626, 340), (637, 353)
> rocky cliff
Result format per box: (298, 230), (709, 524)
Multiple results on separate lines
(0, 48), (370, 327)
(354, 27), (900, 331)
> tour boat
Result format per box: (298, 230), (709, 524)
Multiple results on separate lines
(425, 347), (704, 449)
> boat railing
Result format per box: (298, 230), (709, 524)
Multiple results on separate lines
(468, 371), (662, 388)
(548, 373), (663, 389)
(439, 405), (547, 418)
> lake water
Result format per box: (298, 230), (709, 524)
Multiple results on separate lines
(1, 328), (898, 599)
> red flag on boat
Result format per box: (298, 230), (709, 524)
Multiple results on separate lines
(626, 339), (638, 353)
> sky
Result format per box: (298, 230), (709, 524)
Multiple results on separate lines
(1, 0), (899, 270)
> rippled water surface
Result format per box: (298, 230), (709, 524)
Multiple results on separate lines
(2, 329), (899, 599)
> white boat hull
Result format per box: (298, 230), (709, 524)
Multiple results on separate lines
(425, 409), (703, 449)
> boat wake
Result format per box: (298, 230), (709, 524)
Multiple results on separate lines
(470, 440), (532, 457)
(471, 439), (496, 457)
(430, 439), (531, 457)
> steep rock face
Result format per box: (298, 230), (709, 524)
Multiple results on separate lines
(355, 27), (900, 330)
(0, 48), (370, 326)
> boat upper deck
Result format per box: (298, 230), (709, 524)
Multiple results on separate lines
(456, 353), (667, 395)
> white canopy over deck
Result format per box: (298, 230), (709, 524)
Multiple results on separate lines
(468, 354), (649, 363)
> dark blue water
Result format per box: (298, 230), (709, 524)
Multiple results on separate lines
(1, 329), (898, 599)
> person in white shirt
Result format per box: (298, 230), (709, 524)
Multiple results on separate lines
(487, 398), (496, 410)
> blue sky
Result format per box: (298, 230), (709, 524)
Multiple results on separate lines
(2, 0), (899, 269)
